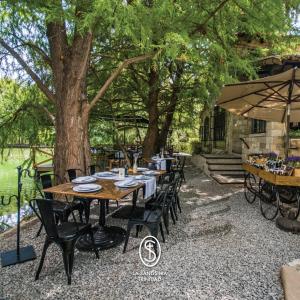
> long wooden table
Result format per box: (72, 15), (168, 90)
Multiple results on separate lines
(43, 178), (144, 251)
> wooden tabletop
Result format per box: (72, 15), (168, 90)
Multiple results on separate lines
(128, 169), (166, 176)
(43, 179), (144, 201)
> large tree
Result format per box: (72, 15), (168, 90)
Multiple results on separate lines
(0, 0), (299, 178)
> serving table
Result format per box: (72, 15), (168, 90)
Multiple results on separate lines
(43, 179), (143, 251)
(243, 163), (300, 220)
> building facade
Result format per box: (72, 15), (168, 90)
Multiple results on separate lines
(199, 55), (300, 161)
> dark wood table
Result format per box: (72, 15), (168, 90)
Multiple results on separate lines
(43, 179), (144, 251)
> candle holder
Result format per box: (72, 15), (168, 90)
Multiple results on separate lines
(1, 166), (36, 267)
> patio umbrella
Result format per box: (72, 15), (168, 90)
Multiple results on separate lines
(217, 67), (300, 157)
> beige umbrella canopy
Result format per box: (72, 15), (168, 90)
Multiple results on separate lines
(217, 67), (300, 157)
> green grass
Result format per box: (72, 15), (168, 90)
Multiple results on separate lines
(0, 148), (51, 216)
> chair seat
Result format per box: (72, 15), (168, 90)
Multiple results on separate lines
(52, 200), (82, 214)
(57, 222), (91, 239)
(130, 207), (162, 223)
(52, 201), (69, 213)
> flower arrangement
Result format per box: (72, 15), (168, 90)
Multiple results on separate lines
(286, 156), (300, 168)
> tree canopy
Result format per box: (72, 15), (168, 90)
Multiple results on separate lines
(0, 0), (300, 171)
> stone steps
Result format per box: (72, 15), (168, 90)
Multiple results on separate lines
(199, 154), (245, 184)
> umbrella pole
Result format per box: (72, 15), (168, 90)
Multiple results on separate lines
(285, 67), (296, 159)
(285, 103), (290, 159)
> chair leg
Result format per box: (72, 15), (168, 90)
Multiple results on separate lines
(62, 244), (75, 285)
(172, 201), (178, 220)
(36, 223), (43, 237)
(123, 222), (134, 253)
(106, 200), (109, 214)
(89, 230), (99, 259)
(78, 207), (84, 223)
(176, 194), (182, 213)
(135, 225), (140, 238)
(163, 212), (169, 235)
(170, 206), (176, 225)
(84, 200), (91, 224)
(159, 222), (165, 243)
(148, 225), (159, 256)
(35, 238), (52, 280)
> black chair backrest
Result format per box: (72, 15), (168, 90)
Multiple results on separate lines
(67, 169), (84, 181)
(166, 159), (172, 172)
(177, 156), (186, 170)
(32, 198), (58, 239)
(40, 173), (54, 200)
(89, 165), (96, 175)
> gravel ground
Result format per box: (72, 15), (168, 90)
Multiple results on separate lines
(1, 165), (300, 300)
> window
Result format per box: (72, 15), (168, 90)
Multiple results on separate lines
(201, 117), (210, 141)
(213, 107), (225, 141)
(290, 122), (300, 131)
(251, 119), (266, 134)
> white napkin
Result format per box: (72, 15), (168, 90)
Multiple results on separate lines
(139, 176), (156, 199)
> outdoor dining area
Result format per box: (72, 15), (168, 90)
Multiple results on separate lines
(1, 149), (190, 286)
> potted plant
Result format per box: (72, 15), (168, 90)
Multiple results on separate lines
(286, 156), (300, 177)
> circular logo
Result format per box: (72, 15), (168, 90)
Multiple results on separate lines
(139, 235), (161, 268)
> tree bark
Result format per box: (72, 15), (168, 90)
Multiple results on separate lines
(158, 64), (183, 149)
(143, 66), (160, 158)
(47, 19), (92, 180)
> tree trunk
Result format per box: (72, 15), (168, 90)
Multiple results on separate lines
(158, 64), (183, 149)
(48, 20), (92, 181)
(143, 66), (160, 158)
(54, 99), (90, 181)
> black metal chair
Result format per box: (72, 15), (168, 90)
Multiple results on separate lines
(123, 190), (169, 253)
(173, 156), (186, 182)
(30, 198), (99, 285)
(147, 175), (180, 234)
(88, 164), (97, 175)
(35, 173), (85, 236)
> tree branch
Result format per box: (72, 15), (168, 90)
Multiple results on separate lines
(88, 52), (155, 112)
(191, 0), (231, 35)
(0, 38), (56, 104)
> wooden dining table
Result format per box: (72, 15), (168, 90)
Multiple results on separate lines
(43, 178), (144, 251)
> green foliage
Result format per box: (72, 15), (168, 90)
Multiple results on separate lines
(0, 79), (54, 148)
(1, 0), (300, 153)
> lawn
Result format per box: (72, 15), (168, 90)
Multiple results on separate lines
(0, 148), (50, 216)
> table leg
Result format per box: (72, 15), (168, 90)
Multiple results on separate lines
(76, 199), (126, 251)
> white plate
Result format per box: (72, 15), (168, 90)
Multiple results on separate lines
(137, 167), (149, 172)
(114, 180), (138, 188)
(142, 170), (158, 175)
(72, 176), (96, 184)
(135, 175), (151, 180)
(73, 184), (102, 193)
(94, 172), (114, 178)
(111, 168), (121, 173)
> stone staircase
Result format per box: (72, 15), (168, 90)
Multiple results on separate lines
(200, 154), (244, 184)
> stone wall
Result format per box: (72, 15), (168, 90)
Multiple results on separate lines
(199, 107), (300, 160)
(242, 122), (285, 161)
(231, 115), (251, 154)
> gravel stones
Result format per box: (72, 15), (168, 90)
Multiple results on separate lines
(1, 165), (300, 299)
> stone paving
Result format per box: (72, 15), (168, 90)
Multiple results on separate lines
(1, 166), (300, 299)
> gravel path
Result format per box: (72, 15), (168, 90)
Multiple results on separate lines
(1, 166), (300, 300)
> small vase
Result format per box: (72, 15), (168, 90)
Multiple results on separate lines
(133, 157), (138, 173)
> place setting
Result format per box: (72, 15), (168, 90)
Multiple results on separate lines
(72, 183), (102, 193)
(114, 178), (139, 189)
